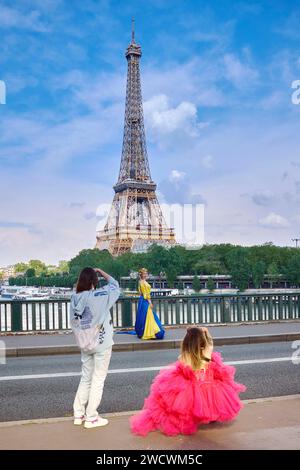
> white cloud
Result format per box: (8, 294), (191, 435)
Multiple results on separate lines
(0, 5), (49, 32)
(158, 169), (206, 205)
(144, 94), (199, 136)
(223, 53), (259, 88)
(169, 169), (186, 182)
(0, 170), (112, 265)
(258, 212), (290, 228)
(1, 13), (300, 262)
(3, 74), (38, 93)
(3, 80), (298, 262)
(142, 59), (226, 107)
(0, 104), (122, 172)
(52, 70), (125, 111)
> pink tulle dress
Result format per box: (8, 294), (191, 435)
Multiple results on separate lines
(130, 352), (246, 436)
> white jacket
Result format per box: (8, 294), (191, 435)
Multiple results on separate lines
(70, 276), (120, 351)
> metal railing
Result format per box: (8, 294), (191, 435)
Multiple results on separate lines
(0, 292), (299, 333)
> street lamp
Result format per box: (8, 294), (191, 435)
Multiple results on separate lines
(292, 238), (300, 248)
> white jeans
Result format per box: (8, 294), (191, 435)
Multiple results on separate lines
(73, 346), (112, 421)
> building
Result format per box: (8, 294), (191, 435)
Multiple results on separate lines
(119, 274), (292, 290)
(96, 20), (175, 255)
(0, 265), (16, 280)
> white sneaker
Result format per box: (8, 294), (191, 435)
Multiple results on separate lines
(84, 417), (109, 429)
(74, 415), (85, 425)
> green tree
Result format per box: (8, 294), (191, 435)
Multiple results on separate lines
(252, 261), (266, 289)
(165, 267), (178, 288)
(69, 249), (113, 276)
(167, 245), (189, 273)
(284, 256), (300, 286)
(267, 262), (280, 276)
(14, 262), (28, 273)
(190, 244), (230, 275)
(226, 248), (251, 291)
(28, 260), (47, 276)
(147, 245), (169, 276)
(46, 265), (59, 274)
(206, 278), (215, 292)
(25, 268), (36, 278)
(267, 262), (280, 287)
(10, 242), (300, 289)
(58, 260), (69, 273)
(192, 275), (201, 292)
(194, 260), (223, 275)
(10, 276), (16, 285)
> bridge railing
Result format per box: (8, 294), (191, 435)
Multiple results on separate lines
(0, 292), (299, 333)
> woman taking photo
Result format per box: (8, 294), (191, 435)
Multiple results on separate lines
(70, 267), (120, 429)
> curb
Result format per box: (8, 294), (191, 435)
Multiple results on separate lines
(4, 332), (300, 357)
(0, 395), (299, 428)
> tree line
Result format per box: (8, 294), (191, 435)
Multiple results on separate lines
(8, 242), (300, 291)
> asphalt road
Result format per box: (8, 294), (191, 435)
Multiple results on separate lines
(0, 341), (299, 422)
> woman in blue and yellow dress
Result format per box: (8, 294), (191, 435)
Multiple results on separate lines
(135, 268), (165, 340)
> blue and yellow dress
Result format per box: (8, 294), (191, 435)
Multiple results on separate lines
(135, 280), (165, 340)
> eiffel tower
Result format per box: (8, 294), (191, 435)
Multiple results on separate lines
(96, 20), (175, 255)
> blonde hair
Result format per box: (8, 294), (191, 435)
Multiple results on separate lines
(138, 268), (148, 277)
(180, 327), (213, 371)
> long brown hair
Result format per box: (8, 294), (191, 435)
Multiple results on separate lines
(76, 267), (99, 293)
(180, 327), (213, 371)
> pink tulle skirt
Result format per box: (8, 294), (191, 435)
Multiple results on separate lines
(130, 352), (246, 436)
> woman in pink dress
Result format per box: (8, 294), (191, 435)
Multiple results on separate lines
(130, 326), (246, 436)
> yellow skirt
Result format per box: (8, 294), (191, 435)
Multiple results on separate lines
(142, 306), (161, 340)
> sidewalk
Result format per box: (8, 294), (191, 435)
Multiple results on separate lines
(0, 396), (299, 450)
(1, 321), (300, 356)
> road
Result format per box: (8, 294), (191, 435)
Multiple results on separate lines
(0, 341), (299, 422)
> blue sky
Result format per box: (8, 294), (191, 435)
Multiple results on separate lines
(0, 0), (300, 265)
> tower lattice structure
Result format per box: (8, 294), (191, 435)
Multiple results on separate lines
(96, 21), (175, 255)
